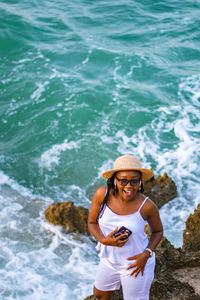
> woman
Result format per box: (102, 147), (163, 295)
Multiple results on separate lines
(88, 155), (163, 300)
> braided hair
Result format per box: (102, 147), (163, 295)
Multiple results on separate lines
(97, 173), (116, 219)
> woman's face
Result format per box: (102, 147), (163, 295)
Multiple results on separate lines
(115, 170), (141, 200)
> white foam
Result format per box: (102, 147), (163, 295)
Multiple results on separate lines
(42, 221), (87, 249)
(30, 81), (49, 103)
(0, 183), (97, 300)
(39, 139), (81, 169)
(49, 68), (70, 80)
(178, 74), (200, 106)
(97, 159), (114, 179)
(0, 170), (34, 198)
(81, 48), (93, 65)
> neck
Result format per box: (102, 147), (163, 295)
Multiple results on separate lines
(118, 190), (140, 203)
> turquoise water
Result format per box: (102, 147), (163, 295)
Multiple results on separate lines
(0, 0), (200, 299)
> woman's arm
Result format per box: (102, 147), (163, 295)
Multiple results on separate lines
(88, 186), (128, 247)
(88, 186), (107, 243)
(144, 199), (163, 253)
(127, 199), (163, 277)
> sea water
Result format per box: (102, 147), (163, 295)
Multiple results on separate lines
(0, 0), (200, 299)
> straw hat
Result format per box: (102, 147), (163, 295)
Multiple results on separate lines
(102, 155), (154, 181)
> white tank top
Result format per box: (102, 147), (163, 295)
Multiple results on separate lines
(96, 197), (149, 264)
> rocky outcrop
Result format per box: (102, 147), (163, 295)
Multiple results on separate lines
(183, 204), (200, 252)
(143, 173), (177, 208)
(170, 204), (200, 298)
(150, 235), (200, 300)
(44, 201), (89, 234)
(173, 267), (200, 297)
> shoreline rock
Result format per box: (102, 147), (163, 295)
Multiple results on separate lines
(183, 204), (200, 252)
(143, 173), (177, 208)
(44, 201), (90, 235)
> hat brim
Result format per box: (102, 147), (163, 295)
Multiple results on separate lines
(102, 168), (154, 181)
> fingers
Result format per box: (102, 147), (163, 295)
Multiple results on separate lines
(115, 233), (128, 242)
(128, 266), (144, 277)
(106, 228), (130, 247)
(126, 255), (137, 261)
(108, 227), (118, 237)
(116, 237), (127, 247)
(111, 227), (129, 247)
(130, 268), (141, 278)
(126, 254), (146, 277)
(126, 262), (136, 270)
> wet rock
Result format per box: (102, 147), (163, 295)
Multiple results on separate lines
(150, 236), (200, 300)
(150, 276), (200, 300)
(173, 267), (200, 296)
(143, 173), (177, 208)
(44, 201), (89, 234)
(183, 204), (200, 252)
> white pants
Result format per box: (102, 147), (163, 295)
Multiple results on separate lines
(94, 257), (155, 300)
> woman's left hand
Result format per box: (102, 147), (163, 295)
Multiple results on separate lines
(126, 252), (149, 277)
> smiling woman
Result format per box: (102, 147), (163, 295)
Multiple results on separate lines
(115, 171), (141, 201)
(88, 155), (163, 300)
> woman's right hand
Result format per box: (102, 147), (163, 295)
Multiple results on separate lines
(102, 227), (129, 247)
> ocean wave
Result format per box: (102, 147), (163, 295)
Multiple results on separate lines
(39, 139), (81, 169)
(0, 170), (34, 197)
(0, 184), (97, 300)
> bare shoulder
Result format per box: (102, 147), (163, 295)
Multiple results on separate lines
(142, 195), (163, 232)
(92, 186), (107, 205)
(140, 195), (159, 220)
(145, 197), (158, 212)
(88, 186), (107, 223)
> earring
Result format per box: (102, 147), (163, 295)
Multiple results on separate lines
(139, 180), (142, 192)
(114, 180), (117, 190)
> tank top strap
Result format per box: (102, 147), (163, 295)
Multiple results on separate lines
(138, 196), (149, 213)
(105, 186), (108, 197)
(97, 186), (108, 220)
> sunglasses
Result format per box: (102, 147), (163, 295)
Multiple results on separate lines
(116, 176), (141, 186)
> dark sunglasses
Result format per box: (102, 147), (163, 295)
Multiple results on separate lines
(116, 176), (141, 186)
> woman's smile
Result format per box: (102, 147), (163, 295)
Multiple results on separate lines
(122, 189), (134, 197)
(115, 170), (141, 200)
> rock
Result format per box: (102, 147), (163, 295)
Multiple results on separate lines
(173, 267), (200, 296)
(44, 201), (89, 234)
(143, 173), (177, 208)
(150, 236), (200, 300)
(183, 204), (200, 252)
(150, 276), (200, 300)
